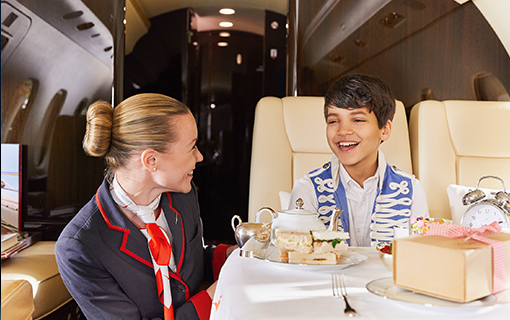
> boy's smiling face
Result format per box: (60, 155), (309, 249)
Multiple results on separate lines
(326, 105), (391, 178)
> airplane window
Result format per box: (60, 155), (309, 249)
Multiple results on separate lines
(73, 98), (89, 116)
(36, 89), (67, 167)
(1, 78), (38, 143)
(473, 72), (510, 101)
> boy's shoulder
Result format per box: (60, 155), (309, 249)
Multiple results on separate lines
(308, 162), (332, 177)
(387, 163), (414, 180)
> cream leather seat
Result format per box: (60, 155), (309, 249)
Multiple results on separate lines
(1, 279), (34, 320)
(1, 241), (73, 319)
(409, 100), (510, 220)
(248, 96), (412, 222)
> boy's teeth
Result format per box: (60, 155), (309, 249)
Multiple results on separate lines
(339, 142), (358, 149)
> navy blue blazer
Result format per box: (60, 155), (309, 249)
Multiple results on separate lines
(55, 179), (217, 320)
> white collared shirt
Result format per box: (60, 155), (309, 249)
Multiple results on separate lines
(288, 151), (429, 246)
(338, 156), (382, 247)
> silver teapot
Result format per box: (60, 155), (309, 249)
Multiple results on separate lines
(231, 215), (270, 248)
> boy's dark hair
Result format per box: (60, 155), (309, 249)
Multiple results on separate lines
(324, 74), (396, 129)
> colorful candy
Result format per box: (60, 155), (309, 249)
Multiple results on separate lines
(410, 217), (452, 234)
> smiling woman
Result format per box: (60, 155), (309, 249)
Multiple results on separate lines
(55, 93), (234, 319)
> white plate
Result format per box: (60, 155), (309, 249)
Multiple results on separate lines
(255, 246), (367, 271)
(366, 277), (510, 308)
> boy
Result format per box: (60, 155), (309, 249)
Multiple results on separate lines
(288, 74), (429, 246)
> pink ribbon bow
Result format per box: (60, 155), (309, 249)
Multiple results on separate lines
(424, 221), (506, 293)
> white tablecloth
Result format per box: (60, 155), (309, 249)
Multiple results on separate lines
(210, 247), (509, 320)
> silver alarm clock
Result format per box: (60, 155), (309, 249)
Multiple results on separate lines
(460, 176), (510, 229)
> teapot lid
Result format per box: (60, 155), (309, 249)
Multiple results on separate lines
(282, 198), (315, 215)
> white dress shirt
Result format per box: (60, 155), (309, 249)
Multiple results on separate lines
(288, 151), (429, 246)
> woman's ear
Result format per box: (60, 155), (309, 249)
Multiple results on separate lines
(380, 119), (392, 142)
(140, 149), (157, 172)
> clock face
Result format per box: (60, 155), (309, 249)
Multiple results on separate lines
(461, 203), (508, 229)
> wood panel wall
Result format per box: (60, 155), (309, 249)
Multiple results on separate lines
(292, 0), (510, 109)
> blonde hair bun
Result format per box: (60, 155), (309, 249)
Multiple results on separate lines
(83, 100), (114, 157)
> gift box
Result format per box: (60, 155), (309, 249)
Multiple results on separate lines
(393, 232), (510, 303)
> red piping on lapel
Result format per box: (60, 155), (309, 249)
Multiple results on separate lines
(96, 186), (153, 268)
(166, 192), (186, 272)
(164, 192), (191, 301)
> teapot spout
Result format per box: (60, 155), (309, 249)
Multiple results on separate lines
(327, 208), (342, 231)
(255, 224), (271, 242)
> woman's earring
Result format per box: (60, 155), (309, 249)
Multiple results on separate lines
(152, 167), (157, 171)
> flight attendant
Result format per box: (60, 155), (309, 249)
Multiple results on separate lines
(55, 93), (235, 319)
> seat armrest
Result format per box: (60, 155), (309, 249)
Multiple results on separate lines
(1, 279), (34, 320)
(1, 241), (72, 319)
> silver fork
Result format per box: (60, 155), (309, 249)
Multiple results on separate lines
(332, 273), (357, 317)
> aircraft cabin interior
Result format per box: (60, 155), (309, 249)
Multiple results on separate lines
(1, 0), (509, 319)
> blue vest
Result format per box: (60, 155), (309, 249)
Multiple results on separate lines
(309, 162), (413, 244)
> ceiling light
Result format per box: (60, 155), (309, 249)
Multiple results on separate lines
(219, 21), (233, 28)
(219, 32), (231, 37)
(219, 8), (235, 15)
(217, 42), (229, 47)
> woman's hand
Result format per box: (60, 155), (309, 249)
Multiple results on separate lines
(206, 281), (217, 299)
(226, 245), (238, 258)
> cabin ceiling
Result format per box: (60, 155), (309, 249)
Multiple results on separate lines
(123, 0), (287, 53)
(135, 0), (287, 33)
(137, 0), (288, 19)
